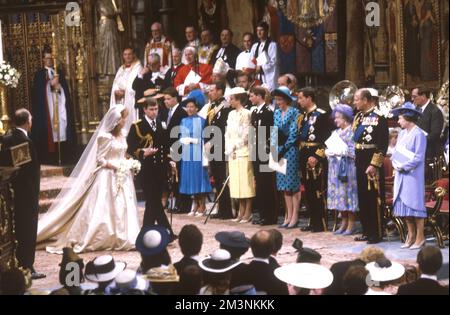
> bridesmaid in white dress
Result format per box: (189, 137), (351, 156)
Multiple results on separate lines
(37, 105), (140, 254)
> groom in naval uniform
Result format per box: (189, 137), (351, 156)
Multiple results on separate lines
(127, 98), (177, 241)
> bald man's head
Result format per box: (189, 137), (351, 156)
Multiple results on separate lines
(251, 230), (273, 259)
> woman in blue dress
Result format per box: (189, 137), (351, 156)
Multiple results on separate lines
(271, 87), (301, 228)
(326, 104), (359, 236)
(179, 99), (212, 216)
(391, 102), (427, 250)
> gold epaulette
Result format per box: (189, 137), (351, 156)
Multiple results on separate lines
(296, 114), (305, 129)
(134, 122), (153, 149)
(352, 112), (363, 132)
(371, 152), (384, 168)
(315, 148), (326, 159)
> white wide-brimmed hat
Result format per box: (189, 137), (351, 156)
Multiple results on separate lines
(85, 255), (126, 283)
(113, 269), (149, 292)
(225, 87), (248, 98)
(199, 249), (242, 273)
(366, 260), (405, 282)
(274, 263), (334, 290)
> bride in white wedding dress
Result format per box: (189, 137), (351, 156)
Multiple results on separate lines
(37, 105), (140, 254)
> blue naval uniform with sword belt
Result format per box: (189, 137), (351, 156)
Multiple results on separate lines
(352, 107), (389, 244)
(298, 105), (332, 232)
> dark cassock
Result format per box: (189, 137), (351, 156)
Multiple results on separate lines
(30, 67), (76, 165)
(250, 104), (279, 225)
(298, 106), (333, 232)
(127, 115), (175, 239)
(1, 128), (40, 272)
(352, 107), (389, 244)
(204, 97), (233, 219)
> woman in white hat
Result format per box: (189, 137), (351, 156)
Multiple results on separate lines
(225, 87), (256, 223)
(365, 257), (405, 295)
(83, 255), (127, 295)
(198, 249), (243, 295)
(274, 263), (334, 295)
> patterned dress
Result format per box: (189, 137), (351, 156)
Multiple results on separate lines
(271, 106), (301, 192)
(326, 127), (359, 212)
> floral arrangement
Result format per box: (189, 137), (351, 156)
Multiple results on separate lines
(115, 159), (141, 196)
(0, 61), (21, 88)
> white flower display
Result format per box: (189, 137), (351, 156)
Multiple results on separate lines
(0, 61), (21, 88)
(115, 159), (141, 196)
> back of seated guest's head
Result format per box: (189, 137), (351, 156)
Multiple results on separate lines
(0, 268), (27, 295)
(403, 264), (419, 284)
(269, 229), (283, 256)
(179, 224), (203, 258)
(251, 230), (272, 259)
(359, 246), (386, 264)
(343, 266), (369, 295)
(177, 265), (202, 295)
(417, 246), (443, 276)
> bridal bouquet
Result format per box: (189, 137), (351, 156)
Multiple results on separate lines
(115, 159), (141, 195)
(0, 61), (21, 88)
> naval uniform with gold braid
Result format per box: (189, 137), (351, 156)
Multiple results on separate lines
(127, 118), (174, 236)
(298, 106), (333, 232)
(353, 107), (389, 243)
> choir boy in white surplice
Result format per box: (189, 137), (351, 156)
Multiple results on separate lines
(250, 21), (279, 92)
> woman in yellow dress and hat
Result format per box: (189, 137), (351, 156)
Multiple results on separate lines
(225, 87), (256, 223)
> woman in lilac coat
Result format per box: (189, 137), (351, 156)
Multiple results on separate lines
(391, 103), (427, 250)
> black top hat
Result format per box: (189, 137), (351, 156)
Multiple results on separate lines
(293, 239), (322, 263)
(215, 231), (250, 249)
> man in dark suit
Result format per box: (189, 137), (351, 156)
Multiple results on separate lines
(1, 109), (45, 279)
(413, 87), (445, 159)
(397, 246), (448, 295)
(162, 48), (186, 90)
(413, 86), (445, 183)
(174, 225), (203, 276)
(249, 87), (278, 226)
(210, 29), (241, 88)
(162, 87), (191, 214)
(242, 230), (288, 295)
(204, 82), (233, 220)
(127, 99), (177, 241)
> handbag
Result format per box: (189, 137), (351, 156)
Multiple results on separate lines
(338, 156), (349, 183)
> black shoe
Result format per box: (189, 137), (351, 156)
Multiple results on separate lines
(311, 228), (325, 233)
(354, 235), (369, 242)
(367, 237), (382, 245)
(31, 271), (46, 280)
(167, 207), (179, 214)
(210, 214), (222, 219)
(301, 226), (312, 232)
(259, 220), (277, 226)
(252, 219), (262, 225)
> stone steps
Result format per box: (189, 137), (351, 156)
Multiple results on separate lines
(39, 166), (72, 213)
